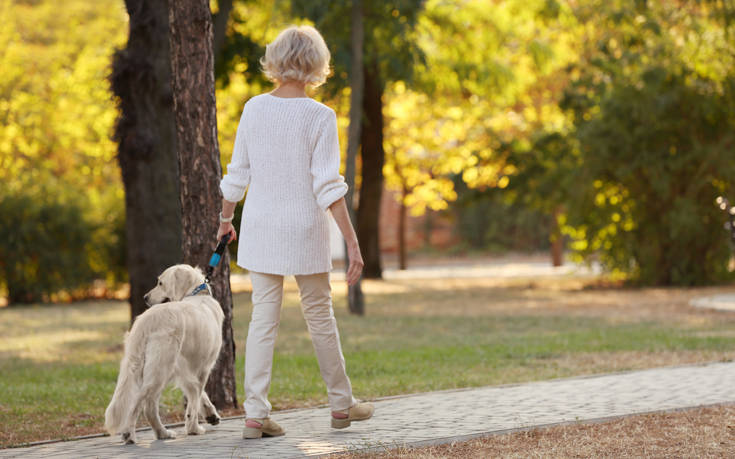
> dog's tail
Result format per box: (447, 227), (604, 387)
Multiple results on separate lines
(104, 331), (145, 435)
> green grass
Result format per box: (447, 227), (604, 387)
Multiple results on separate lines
(1, 277), (735, 447)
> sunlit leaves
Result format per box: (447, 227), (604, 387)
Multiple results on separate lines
(0, 0), (126, 206)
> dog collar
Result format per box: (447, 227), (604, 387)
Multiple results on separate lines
(187, 283), (211, 297)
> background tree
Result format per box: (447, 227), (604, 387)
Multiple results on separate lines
(0, 0), (127, 304)
(212, 0), (235, 60)
(168, 0), (237, 409)
(507, 132), (578, 267)
(111, 0), (182, 323)
(291, 0), (426, 279)
(383, 83), (458, 269)
(381, 0), (575, 266)
(345, 0), (366, 314)
(558, 0), (735, 284)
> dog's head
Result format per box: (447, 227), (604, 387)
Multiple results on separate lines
(143, 264), (206, 306)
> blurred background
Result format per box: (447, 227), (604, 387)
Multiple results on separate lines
(1, 0), (734, 305)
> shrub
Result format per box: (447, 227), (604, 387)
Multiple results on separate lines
(564, 67), (735, 285)
(0, 189), (97, 304)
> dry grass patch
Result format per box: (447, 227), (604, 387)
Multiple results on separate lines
(329, 404), (735, 458)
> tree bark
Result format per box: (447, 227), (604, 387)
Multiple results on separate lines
(357, 58), (384, 279)
(111, 0), (181, 324)
(168, 0), (237, 410)
(346, 0), (365, 315)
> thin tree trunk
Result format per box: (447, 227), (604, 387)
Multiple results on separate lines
(111, 0), (181, 324)
(398, 184), (408, 270)
(346, 0), (365, 315)
(212, 0), (233, 59)
(357, 58), (384, 279)
(550, 206), (564, 267)
(168, 0), (237, 410)
(423, 211), (433, 248)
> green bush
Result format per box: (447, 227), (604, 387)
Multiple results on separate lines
(564, 66), (735, 285)
(87, 198), (127, 287)
(0, 189), (102, 304)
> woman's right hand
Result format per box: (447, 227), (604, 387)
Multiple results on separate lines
(217, 222), (237, 243)
(346, 242), (364, 286)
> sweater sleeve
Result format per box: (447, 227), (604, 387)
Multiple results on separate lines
(311, 110), (348, 211)
(220, 107), (251, 203)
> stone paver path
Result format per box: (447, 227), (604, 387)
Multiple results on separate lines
(3, 361), (734, 458)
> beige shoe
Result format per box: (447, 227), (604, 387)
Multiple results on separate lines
(331, 402), (375, 429)
(242, 417), (285, 439)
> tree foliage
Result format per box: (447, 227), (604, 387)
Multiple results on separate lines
(0, 0), (127, 302)
(1, 0), (125, 199)
(558, 0), (735, 284)
(4, 0), (735, 299)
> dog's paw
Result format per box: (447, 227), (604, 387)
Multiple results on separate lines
(206, 414), (221, 426)
(121, 432), (136, 445)
(187, 425), (206, 436)
(156, 428), (177, 440)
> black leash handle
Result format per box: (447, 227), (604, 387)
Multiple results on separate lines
(205, 234), (231, 282)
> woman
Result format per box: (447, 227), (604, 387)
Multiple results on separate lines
(217, 25), (374, 439)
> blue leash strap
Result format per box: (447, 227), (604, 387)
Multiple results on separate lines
(205, 234), (231, 282)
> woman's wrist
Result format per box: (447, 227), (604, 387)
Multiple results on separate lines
(219, 211), (234, 223)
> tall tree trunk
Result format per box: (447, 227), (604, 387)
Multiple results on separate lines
(168, 0), (237, 410)
(346, 0), (365, 315)
(212, 0), (233, 59)
(398, 184), (408, 271)
(111, 0), (181, 324)
(357, 58), (384, 279)
(550, 206), (564, 267)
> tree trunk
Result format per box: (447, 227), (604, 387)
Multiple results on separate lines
(398, 184), (408, 270)
(346, 0), (365, 315)
(212, 0), (233, 59)
(550, 206), (564, 267)
(111, 0), (181, 324)
(357, 58), (384, 279)
(168, 0), (237, 410)
(423, 211), (433, 248)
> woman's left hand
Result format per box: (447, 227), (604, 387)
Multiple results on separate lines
(217, 222), (237, 243)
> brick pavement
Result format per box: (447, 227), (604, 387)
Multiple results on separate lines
(2, 361), (734, 458)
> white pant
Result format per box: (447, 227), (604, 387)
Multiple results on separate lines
(244, 271), (357, 418)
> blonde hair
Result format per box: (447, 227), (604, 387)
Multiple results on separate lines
(260, 25), (331, 87)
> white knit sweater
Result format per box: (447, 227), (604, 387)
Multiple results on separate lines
(220, 94), (348, 275)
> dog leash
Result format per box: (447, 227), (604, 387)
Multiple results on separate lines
(187, 234), (231, 297)
(205, 234), (231, 284)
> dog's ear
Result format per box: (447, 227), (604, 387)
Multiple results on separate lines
(172, 265), (202, 300)
(172, 267), (191, 301)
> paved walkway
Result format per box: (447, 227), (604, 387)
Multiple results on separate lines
(3, 361), (734, 458)
(691, 293), (735, 311)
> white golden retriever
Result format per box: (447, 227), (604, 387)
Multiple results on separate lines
(105, 264), (224, 444)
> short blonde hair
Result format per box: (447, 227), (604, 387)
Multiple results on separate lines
(260, 25), (331, 87)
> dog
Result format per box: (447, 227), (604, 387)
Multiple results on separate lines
(104, 264), (224, 444)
